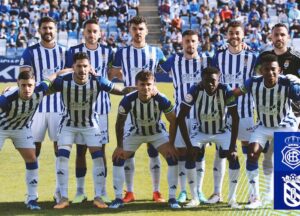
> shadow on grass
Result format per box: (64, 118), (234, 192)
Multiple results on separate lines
(0, 200), (270, 215)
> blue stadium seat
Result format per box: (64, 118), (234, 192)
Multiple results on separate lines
(181, 16), (190, 25)
(68, 31), (77, 39)
(190, 16), (198, 25)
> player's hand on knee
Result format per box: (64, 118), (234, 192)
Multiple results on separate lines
(112, 147), (125, 161)
(229, 149), (238, 161)
(166, 145), (178, 161)
(186, 146), (198, 161)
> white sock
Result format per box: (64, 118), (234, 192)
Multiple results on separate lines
(168, 165), (178, 199)
(213, 151), (226, 194)
(178, 160), (187, 192)
(76, 177), (85, 195)
(196, 160), (205, 193)
(186, 166), (198, 200)
(124, 157), (135, 192)
(55, 157), (60, 193)
(113, 165), (125, 199)
(228, 168), (240, 201)
(246, 167), (259, 199)
(26, 162), (39, 201)
(57, 155), (69, 198)
(263, 142), (274, 200)
(101, 175), (107, 196)
(92, 153), (105, 198)
(150, 156), (161, 192)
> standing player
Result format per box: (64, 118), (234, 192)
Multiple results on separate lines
(51, 52), (134, 209)
(109, 70), (179, 209)
(109, 16), (166, 203)
(65, 18), (113, 204)
(19, 16), (65, 201)
(255, 23), (300, 204)
(177, 67), (239, 208)
(233, 54), (300, 209)
(211, 21), (257, 207)
(0, 71), (52, 210)
(160, 29), (210, 204)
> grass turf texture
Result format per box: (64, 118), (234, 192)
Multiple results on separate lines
(0, 82), (295, 216)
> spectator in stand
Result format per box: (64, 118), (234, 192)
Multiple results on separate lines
(286, 0), (298, 12)
(161, 13), (171, 27)
(260, 12), (270, 29)
(171, 14), (182, 30)
(288, 4), (300, 22)
(232, 7), (242, 21)
(58, 13), (68, 31)
(180, 0), (189, 17)
(248, 3), (260, 22)
(189, 0), (200, 16)
(160, 0), (171, 15)
(278, 8), (289, 23)
(220, 5), (233, 22)
(197, 5), (208, 22)
(79, 5), (90, 27)
(275, 0), (287, 14)
(49, 6), (60, 22)
(209, 7), (219, 19)
(7, 27), (17, 47)
(98, 1), (110, 17)
(162, 38), (174, 56)
(68, 12), (79, 32)
(0, 28), (7, 39)
(117, 14), (127, 31)
(170, 27), (182, 51)
(236, 0), (249, 14)
(128, 0), (140, 14)
(119, 1), (129, 17)
(108, 0), (118, 17)
(249, 14), (261, 28)
(19, 5), (30, 20)
(16, 30), (27, 48)
(290, 19), (300, 38)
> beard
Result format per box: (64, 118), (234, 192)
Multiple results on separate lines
(41, 33), (54, 42)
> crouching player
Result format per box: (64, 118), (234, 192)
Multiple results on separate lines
(109, 70), (180, 209)
(177, 67), (240, 208)
(0, 70), (52, 210)
(49, 52), (133, 209)
(233, 54), (300, 209)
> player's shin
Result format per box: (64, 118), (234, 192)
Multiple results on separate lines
(26, 161), (39, 202)
(148, 144), (161, 192)
(91, 150), (105, 198)
(228, 157), (240, 201)
(113, 158), (125, 199)
(124, 154), (135, 192)
(166, 157), (178, 199)
(57, 146), (71, 198)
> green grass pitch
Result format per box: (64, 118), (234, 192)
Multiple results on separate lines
(0, 82), (293, 216)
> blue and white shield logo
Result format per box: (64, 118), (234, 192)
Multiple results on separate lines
(283, 174), (300, 207)
(281, 136), (300, 170)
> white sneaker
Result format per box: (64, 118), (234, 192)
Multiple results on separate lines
(245, 198), (262, 209)
(228, 199), (241, 209)
(183, 199), (200, 208)
(206, 194), (222, 204)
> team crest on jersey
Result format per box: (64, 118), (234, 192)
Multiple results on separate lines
(284, 60), (290, 69)
(281, 136), (300, 170)
(282, 174), (300, 207)
(185, 94), (193, 103)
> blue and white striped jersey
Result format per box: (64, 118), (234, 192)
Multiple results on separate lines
(65, 43), (113, 115)
(51, 73), (114, 128)
(160, 53), (211, 117)
(113, 45), (166, 86)
(241, 75), (300, 128)
(118, 91), (174, 136)
(183, 83), (236, 134)
(0, 82), (50, 130)
(19, 43), (66, 113)
(212, 49), (257, 118)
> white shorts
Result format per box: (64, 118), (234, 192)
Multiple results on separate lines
(227, 116), (255, 142)
(175, 119), (198, 148)
(31, 112), (61, 142)
(190, 130), (231, 150)
(75, 114), (109, 145)
(249, 124), (298, 148)
(124, 131), (169, 152)
(58, 126), (103, 147)
(0, 129), (35, 150)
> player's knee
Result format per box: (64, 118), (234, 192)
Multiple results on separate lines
(229, 158), (240, 170)
(76, 167), (87, 178)
(91, 150), (104, 159)
(166, 157), (178, 166)
(76, 145), (87, 158)
(246, 159), (258, 171)
(113, 158), (125, 167)
(185, 160), (196, 169)
(177, 148), (187, 157)
(147, 144), (159, 158)
(247, 151), (259, 162)
(58, 146), (71, 158)
(35, 142), (41, 157)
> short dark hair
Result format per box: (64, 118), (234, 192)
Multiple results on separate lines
(227, 21), (243, 30)
(135, 70), (155, 84)
(83, 18), (99, 29)
(182, 29), (198, 37)
(271, 23), (288, 32)
(73, 52), (90, 63)
(129, 16), (147, 26)
(260, 53), (278, 65)
(201, 67), (220, 78)
(38, 16), (56, 28)
(18, 70), (35, 80)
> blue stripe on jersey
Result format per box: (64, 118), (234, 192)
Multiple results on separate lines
(213, 49), (257, 118)
(20, 43), (65, 113)
(119, 91), (171, 136)
(0, 83), (48, 130)
(53, 73), (113, 128)
(160, 53), (210, 118)
(114, 45), (165, 87)
(66, 43), (113, 115)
